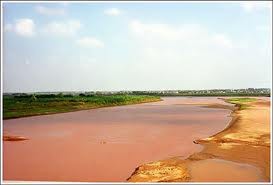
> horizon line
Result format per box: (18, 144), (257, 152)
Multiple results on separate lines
(3, 87), (271, 94)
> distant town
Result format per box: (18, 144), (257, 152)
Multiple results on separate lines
(4, 88), (271, 97)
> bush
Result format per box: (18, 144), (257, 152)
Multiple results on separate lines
(31, 94), (37, 101)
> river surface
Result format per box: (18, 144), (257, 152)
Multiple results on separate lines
(3, 97), (232, 182)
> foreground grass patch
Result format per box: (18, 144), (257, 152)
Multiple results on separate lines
(225, 97), (257, 110)
(3, 94), (161, 119)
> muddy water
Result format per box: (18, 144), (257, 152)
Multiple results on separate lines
(4, 97), (232, 182)
(189, 159), (264, 182)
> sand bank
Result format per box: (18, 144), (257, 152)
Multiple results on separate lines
(3, 135), (28, 141)
(127, 97), (270, 182)
(3, 97), (231, 182)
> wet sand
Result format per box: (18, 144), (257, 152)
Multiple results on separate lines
(128, 97), (270, 182)
(3, 97), (231, 182)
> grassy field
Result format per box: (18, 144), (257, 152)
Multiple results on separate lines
(3, 94), (161, 119)
(225, 97), (257, 110)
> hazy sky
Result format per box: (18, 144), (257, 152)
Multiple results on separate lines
(3, 1), (272, 92)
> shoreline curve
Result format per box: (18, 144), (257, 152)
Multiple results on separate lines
(127, 97), (270, 182)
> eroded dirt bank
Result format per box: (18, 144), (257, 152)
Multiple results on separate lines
(127, 97), (270, 182)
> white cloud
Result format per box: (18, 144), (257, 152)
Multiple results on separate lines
(60, 2), (70, 7)
(35, 5), (66, 16)
(129, 20), (233, 49)
(12, 18), (35, 37)
(104, 8), (121, 16)
(76, 37), (104, 48)
(240, 1), (272, 12)
(256, 25), (271, 32)
(130, 20), (179, 40)
(126, 19), (271, 90)
(212, 34), (233, 48)
(43, 20), (82, 36)
(130, 20), (207, 42)
(25, 58), (30, 65)
(4, 23), (13, 32)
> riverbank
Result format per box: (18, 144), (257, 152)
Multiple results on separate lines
(3, 97), (231, 182)
(3, 94), (161, 119)
(127, 97), (271, 182)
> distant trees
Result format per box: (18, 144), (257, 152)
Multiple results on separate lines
(31, 94), (37, 101)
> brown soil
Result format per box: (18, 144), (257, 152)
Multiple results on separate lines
(3, 135), (28, 141)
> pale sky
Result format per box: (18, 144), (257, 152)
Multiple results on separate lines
(2, 1), (272, 92)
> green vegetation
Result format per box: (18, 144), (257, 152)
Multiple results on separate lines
(226, 97), (257, 110)
(3, 94), (161, 119)
(130, 88), (270, 97)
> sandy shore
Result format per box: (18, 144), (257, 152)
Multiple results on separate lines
(3, 97), (231, 182)
(127, 97), (271, 182)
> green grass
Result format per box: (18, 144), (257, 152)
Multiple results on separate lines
(3, 94), (161, 119)
(225, 97), (257, 110)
